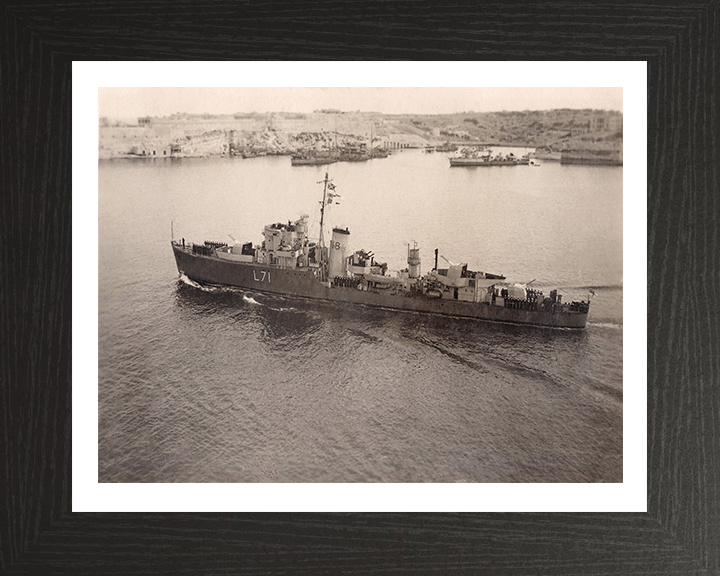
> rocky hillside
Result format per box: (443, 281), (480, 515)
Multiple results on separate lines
(99, 109), (622, 159)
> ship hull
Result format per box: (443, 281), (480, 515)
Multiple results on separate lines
(172, 244), (588, 329)
(560, 156), (623, 166)
(291, 157), (338, 166)
(449, 158), (520, 167)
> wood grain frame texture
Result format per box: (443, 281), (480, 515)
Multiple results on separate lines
(1, 1), (718, 574)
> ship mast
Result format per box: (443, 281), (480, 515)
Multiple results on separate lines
(317, 172), (334, 282)
(318, 172), (331, 250)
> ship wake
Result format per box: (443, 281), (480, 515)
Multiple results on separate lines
(587, 321), (623, 330)
(179, 273), (267, 306)
(178, 272), (214, 291)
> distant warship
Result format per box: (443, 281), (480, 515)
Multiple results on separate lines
(449, 148), (529, 166)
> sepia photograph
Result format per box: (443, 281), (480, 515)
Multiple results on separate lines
(96, 84), (624, 485)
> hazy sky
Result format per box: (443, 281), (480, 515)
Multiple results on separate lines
(99, 87), (622, 119)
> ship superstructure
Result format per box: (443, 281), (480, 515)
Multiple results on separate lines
(171, 174), (590, 328)
(449, 147), (530, 166)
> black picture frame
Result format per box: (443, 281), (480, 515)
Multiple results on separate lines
(2, 2), (718, 574)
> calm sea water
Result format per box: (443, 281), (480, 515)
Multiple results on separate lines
(98, 149), (623, 483)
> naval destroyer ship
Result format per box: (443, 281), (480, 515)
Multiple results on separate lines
(171, 174), (590, 328)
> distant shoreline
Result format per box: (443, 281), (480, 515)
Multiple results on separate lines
(99, 109), (622, 161)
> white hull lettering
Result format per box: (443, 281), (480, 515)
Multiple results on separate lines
(253, 270), (270, 283)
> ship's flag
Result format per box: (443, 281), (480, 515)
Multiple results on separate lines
(589, 289), (596, 297)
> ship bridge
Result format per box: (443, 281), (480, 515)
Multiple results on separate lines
(255, 215), (315, 269)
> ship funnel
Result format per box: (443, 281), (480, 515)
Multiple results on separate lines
(328, 227), (350, 279)
(407, 244), (421, 278)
